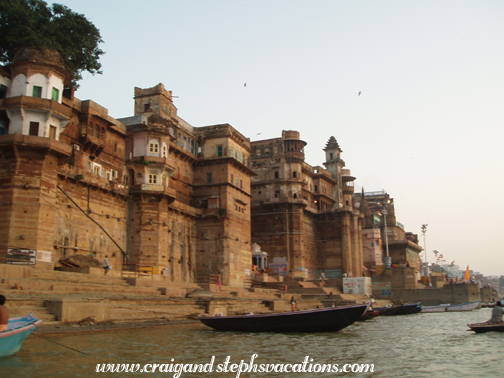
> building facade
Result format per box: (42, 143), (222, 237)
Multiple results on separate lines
(250, 131), (364, 279)
(0, 50), (253, 287)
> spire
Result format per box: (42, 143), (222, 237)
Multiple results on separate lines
(324, 136), (342, 152)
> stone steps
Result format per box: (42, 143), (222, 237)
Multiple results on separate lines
(1, 278), (164, 296)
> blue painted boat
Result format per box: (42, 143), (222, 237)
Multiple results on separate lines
(0, 314), (41, 358)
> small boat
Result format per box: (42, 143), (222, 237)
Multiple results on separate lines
(198, 303), (369, 332)
(446, 300), (481, 312)
(468, 322), (504, 333)
(374, 305), (400, 316)
(396, 303), (422, 315)
(421, 304), (449, 313)
(0, 314), (42, 358)
(359, 310), (379, 321)
(374, 303), (422, 316)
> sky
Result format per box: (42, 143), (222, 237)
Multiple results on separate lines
(53, 0), (504, 276)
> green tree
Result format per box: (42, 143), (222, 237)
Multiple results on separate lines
(0, 0), (104, 87)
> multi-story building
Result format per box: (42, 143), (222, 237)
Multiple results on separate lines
(119, 84), (254, 286)
(0, 49), (253, 287)
(250, 131), (364, 279)
(355, 190), (422, 271)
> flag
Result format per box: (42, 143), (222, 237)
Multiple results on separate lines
(463, 266), (471, 282)
(450, 260), (455, 265)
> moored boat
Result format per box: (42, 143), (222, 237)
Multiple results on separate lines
(374, 303), (422, 316)
(467, 322), (504, 333)
(198, 303), (369, 332)
(374, 305), (400, 316)
(446, 300), (481, 312)
(359, 310), (379, 321)
(396, 303), (422, 315)
(421, 304), (449, 313)
(0, 314), (42, 358)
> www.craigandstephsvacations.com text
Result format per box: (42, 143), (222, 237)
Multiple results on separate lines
(95, 354), (375, 376)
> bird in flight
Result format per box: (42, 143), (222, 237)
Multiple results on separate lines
(244, 83), (247, 87)
(358, 91), (361, 96)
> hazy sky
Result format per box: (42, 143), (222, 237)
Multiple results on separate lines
(55, 0), (504, 276)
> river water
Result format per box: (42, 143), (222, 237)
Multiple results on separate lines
(1, 309), (502, 378)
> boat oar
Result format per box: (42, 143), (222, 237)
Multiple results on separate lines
(32, 333), (88, 355)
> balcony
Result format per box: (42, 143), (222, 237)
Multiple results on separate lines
(1, 95), (72, 120)
(128, 155), (175, 172)
(129, 184), (177, 200)
(0, 133), (72, 157)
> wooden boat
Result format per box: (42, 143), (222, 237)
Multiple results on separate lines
(0, 314), (41, 358)
(468, 322), (504, 333)
(421, 304), (449, 313)
(396, 303), (422, 315)
(359, 310), (379, 321)
(374, 305), (400, 316)
(374, 303), (422, 316)
(446, 300), (481, 312)
(198, 303), (369, 332)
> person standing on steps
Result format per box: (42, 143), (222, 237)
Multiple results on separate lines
(215, 271), (221, 291)
(103, 255), (110, 276)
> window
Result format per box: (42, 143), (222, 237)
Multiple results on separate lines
(51, 87), (59, 102)
(207, 173), (212, 183)
(235, 151), (238, 159)
(94, 123), (100, 138)
(114, 142), (117, 153)
(92, 163), (102, 176)
(0, 84), (7, 99)
(217, 145), (223, 157)
(239, 153), (242, 162)
(148, 174), (157, 184)
(149, 143), (159, 153)
(293, 171), (297, 178)
(244, 157), (247, 166)
(236, 177), (239, 186)
(240, 179), (243, 189)
(29, 122), (39, 136)
(111, 170), (118, 181)
(274, 172), (279, 179)
(330, 153), (333, 160)
(162, 145), (167, 158)
(164, 105), (168, 114)
(231, 174), (233, 184)
(49, 125), (56, 139)
(32, 86), (42, 98)
(106, 171), (112, 180)
(230, 148), (234, 158)
(144, 103), (151, 111)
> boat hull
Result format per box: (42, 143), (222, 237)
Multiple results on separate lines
(446, 300), (481, 312)
(421, 305), (449, 313)
(199, 303), (369, 332)
(0, 315), (41, 358)
(468, 322), (504, 333)
(375, 303), (422, 316)
(359, 310), (379, 321)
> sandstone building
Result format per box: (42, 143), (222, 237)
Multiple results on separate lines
(250, 132), (364, 279)
(355, 190), (423, 272)
(0, 49), (253, 287)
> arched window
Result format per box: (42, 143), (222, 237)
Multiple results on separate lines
(94, 123), (100, 138)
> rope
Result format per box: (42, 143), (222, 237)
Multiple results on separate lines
(32, 333), (88, 355)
